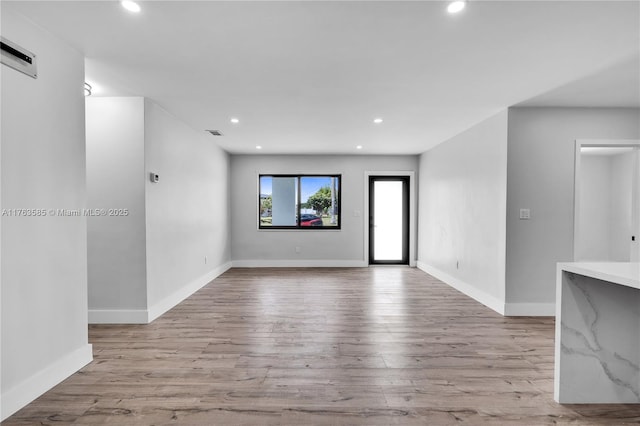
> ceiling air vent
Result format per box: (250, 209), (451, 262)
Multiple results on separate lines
(206, 130), (224, 136)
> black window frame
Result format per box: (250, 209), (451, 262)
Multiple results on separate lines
(258, 174), (342, 230)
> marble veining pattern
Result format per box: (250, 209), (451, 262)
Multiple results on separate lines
(556, 270), (640, 403)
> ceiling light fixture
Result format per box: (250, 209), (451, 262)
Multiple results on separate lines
(121, 1), (141, 13)
(256, 145), (262, 150)
(447, 1), (466, 14)
(356, 145), (363, 150)
(84, 82), (92, 97)
(230, 118), (239, 124)
(373, 118), (383, 124)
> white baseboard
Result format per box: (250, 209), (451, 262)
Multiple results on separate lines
(417, 261), (505, 315)
(232, 260), (368, 268)
(504, 302), (555, 317)
(88, 309), (149, 324)
(1, 344), (93, 421)
(147, 261), (232, 322)
(89, 261), (232, 324)
(416, 262), (555, 317)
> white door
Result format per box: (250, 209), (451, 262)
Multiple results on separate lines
(369, 176), (409, 264)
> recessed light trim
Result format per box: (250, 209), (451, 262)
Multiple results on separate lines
(230, 118), (240, 124)
(256, 145), (262, 150)
(121, 1), (141, 13)
(373, 118), (383, 124)
(356, 145), (363, 150)
(447, 1), (466, 14)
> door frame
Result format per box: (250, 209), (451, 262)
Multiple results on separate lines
(364, 171), (416, 266)
(573, 139), (640, 261)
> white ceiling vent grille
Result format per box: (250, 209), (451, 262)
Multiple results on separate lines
(206, 130), (224, 136)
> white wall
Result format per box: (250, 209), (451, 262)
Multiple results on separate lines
(506, 108), (640, 310)
(230, 155), (418, 266)
(610, 151), (634, 261)
(417, 110), (508, 314)
(577, 155), (612, 260)
(86, 98), (147, 314)
(1, 7), (92, 420)
(577, 151), (634, 262)
(144, 99), (231, 319)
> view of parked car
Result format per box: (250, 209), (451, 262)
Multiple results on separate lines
(300, 214), (322, 226)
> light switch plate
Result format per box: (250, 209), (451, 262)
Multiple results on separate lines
(519, 208), (531, 220)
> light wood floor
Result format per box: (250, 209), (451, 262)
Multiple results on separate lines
(5, 267), (640, 425)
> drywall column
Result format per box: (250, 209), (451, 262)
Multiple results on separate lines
(86, 97), (148, 323)
(1, 6), (92, 419)
(417, 110), (508, 314)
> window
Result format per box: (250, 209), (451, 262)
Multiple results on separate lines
(259, 175), (341, 229)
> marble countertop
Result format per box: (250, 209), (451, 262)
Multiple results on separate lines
(557, 262), (640, 290)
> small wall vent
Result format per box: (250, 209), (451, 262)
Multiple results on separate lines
(1, 37), (37, 79)
(206, 130), (224, 136)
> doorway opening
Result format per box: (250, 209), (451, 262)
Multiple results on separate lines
(574, 140), (640, 262)
(369, 176), (409, 265)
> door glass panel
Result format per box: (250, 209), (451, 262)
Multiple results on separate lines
(373, 181), (403, 261)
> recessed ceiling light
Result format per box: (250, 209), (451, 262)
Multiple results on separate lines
(121, 1), (141, 13)
(356, 145), (363, 150)
(256, 145), (262, 150)
(373, 118), (383, 124)
(230, 118), (239, 124)
(447, 1), (466, 14)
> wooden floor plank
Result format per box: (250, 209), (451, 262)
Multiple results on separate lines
(4, 267), (640, 424)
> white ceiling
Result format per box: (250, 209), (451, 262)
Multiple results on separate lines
(5, 1), (640, 155)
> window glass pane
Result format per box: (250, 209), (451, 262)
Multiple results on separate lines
(272, 177), (297, 226)
(259, 175), (340, 229)
(300, 176), (339, 227)
(259, 176), (273, 227)
(259, 176), (298, 227)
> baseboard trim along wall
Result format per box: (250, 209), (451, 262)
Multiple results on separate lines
(147, 261), (232, 322)
(503, 302), (555, 317)
(417, 262), (556, 317)
(1, 344), (93, 421)
(88, 261), (232, 324)
(417, 261), (506, 316)
(231, 260), (369, 268)
(88, 309), (149, 324)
